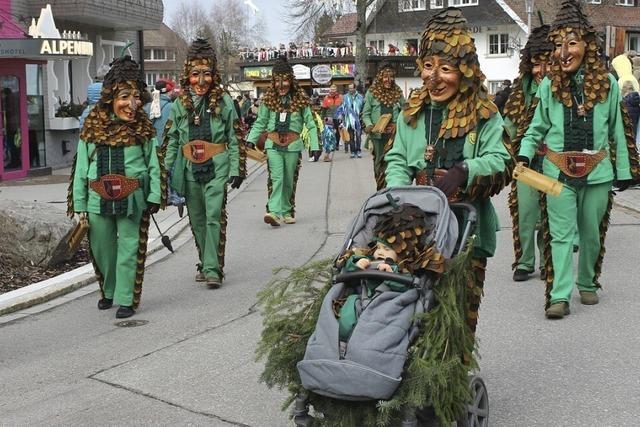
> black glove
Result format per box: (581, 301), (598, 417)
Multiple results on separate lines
(614, 179), (632, 192)
(516, 155), (530, 167)
(227, 176), (244, 189)
(146, 202), (160, 215)
(435, 162), (468, 197)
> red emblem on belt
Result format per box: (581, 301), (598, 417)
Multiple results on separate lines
(191, 142), (205, 162)
(103, 177), (123, 199)
(566, 154), (587, 176)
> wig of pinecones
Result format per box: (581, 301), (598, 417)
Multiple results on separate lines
(548, 0), (609, 110)
(180, 38), (221, 90)
(519, 24), (553, 75)
(82, 55), (154, 144)
(373, 204), (438, 272)
(177, 38), (225, 122)
(370, 61), (404, 108)
(99, 55), (145, 107)
(503, 25), (552, 129)
(262, 56), (310, 113)
(406, 7), (496, 139)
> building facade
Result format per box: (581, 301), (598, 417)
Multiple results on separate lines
(143, 23), (187, 88)
(0, 0), (162, 181)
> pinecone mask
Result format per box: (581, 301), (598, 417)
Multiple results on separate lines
(548, 0), (609, 110)
(406, 7), (496, 139)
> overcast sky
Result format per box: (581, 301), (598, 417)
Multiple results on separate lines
(163, 0), (290, 45)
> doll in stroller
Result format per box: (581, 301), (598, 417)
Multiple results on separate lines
(293, 186), (488, 426)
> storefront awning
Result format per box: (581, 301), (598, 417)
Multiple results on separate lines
(0, 38), (93, 60)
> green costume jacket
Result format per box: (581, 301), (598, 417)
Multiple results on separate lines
(164, 93), (240, 195)
(385, 111), (510, 258)
(72, 137), (162, 215)
(246, 104), (319, 152)
(362, 90), (405, 140)
(518, 74), (632, 184)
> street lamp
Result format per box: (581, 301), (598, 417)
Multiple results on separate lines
(525, 0), (534, 36)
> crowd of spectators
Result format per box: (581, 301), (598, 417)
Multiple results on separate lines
(239, 41), (418, 62)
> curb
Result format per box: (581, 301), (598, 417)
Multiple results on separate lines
(0, 160), (267, 319)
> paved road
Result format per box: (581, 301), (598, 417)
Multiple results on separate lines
(1, 150), (639, 426)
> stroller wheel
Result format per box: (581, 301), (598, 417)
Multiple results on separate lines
(456, 376), (489, 427)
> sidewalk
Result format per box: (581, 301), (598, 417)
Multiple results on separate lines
(0, 159), (266, 319)
(613, 185), (640, 214)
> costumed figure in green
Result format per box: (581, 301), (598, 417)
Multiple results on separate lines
(164, 38), (243, 288)
(363, 62), (406, 190)
(385, 7), (512, 335)
(246, 57), (319, 227)
(503, 24), (553, 282)
(68, 55), (164, 319)
(516, 0), (640, 319)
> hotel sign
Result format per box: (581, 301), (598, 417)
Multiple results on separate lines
(0, 38), (93, 58)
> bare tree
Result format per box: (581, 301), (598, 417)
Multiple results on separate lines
(209, 0), (267, 85)
(168, 0), (267, 86)
(168, 1), (210, 44)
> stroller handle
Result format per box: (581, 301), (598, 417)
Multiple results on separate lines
(333, 271), (421, 287)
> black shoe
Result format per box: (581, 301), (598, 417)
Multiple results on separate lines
(513, 269), (532, 282)
(540, 268), (546, 281)
(116, 306), (135, 318)
(177, 203), (184, 218)
(98, 298), (113, 310)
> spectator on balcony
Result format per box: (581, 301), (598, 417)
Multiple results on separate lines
(387, 44), (398, 56)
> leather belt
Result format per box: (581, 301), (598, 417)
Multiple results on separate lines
(267, 131), (300, 147)
(182, 140), (227, 164)
(90, 174), (140, 201)
(415, 168), (463, 203)
(545, 149), (606, 178)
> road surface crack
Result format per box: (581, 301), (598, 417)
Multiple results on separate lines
(91, 376), (251, 426)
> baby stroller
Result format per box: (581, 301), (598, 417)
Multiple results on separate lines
(293, 186), (488, 427)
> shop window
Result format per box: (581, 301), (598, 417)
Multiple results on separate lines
(431, 0), (444, 8)
(487, 80), (501, 95)
(450, 0), (479, 6)
(399, 0), (427, 12)
(1, 75), (22, 171)
(488, 33), (509, 55)
(26, 64), (45, 168)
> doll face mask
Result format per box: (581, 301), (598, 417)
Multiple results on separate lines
(373, 242), (398, 263)
(553, 31), (585, 74)
(421, 55), (461, 103)
(531, 55), (549, 84)
(274, 74), (291, 96)
(113, 82), (141, 122)
(189, 64), (213, 96)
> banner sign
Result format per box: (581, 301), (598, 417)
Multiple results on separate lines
(244, 66), (273, 80)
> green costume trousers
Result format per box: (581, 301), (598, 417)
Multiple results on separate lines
(266, 149), (301, 217)
(546, 181), (611, 304)
(515, 181), (543, 272)
(89, 212), (143, 306)
(371, 134), (392, 191)
(185, 175), (227, 280)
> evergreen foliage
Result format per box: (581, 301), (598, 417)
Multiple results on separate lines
(256, 245), (478, 426)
